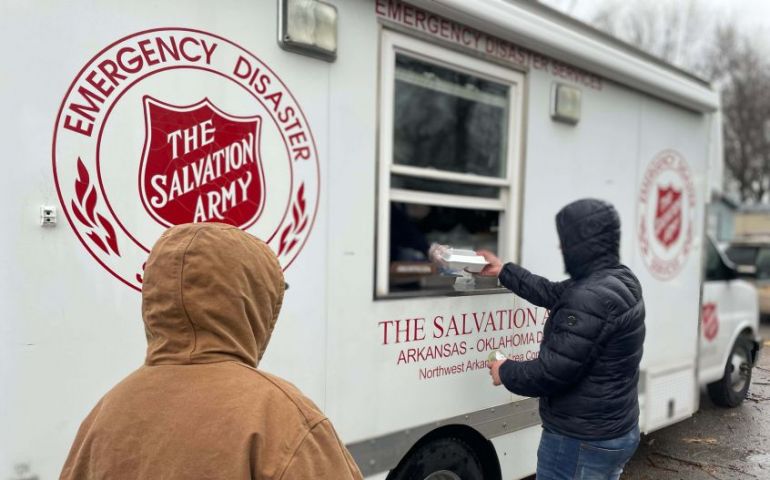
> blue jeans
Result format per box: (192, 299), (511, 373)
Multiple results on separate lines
(536, 425), (640, 480)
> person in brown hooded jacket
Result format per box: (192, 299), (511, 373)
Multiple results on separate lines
(60, 223), (363, 480)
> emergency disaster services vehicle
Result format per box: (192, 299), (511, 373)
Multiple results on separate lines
(1, 0), (762, 478)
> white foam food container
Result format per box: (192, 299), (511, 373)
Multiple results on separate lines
(440, 248), (489, 273)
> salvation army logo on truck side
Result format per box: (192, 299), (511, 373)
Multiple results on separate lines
(139, 97), (267, 227)
(52, 28), (320, 291)
(702, 302), (719, 342)
(637, 150), (696, 280)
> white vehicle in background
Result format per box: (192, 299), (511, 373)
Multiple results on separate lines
(0, 1), (761, 479)
(701, 238), (762, 407)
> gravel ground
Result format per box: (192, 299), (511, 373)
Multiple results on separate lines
(620, 319), (770, 480)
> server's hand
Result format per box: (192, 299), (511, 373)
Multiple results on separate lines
(476, 250), (502, 277)
(488, 359), (505, 386)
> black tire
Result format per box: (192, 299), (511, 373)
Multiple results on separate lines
(388, 437), (484, 480)
(707, 336), (753, 407)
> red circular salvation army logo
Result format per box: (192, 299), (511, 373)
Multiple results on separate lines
(637, 150), (696, 280)
(52, 28), (320, 291)
(702, 302), (719, 342)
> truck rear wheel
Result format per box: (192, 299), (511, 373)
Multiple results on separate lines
(707, 336), (753, 407)
(388, 437), (484, 480)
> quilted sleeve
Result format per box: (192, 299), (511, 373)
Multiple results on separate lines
(497, 300), (612, 397)
(498, 263), (572, 309)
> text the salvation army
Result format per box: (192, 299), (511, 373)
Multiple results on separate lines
(149, 119), (255, 223)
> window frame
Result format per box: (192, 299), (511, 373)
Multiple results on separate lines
(376, 30), (526, 298)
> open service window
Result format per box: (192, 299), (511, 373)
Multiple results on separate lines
(376, 30), (525, 298)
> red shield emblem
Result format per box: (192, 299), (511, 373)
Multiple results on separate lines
(139, 96), (265, 228)
(653, 186), (682, 248)
(702, 302), (719, 341)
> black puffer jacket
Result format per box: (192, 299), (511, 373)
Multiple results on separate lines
(498, 198), (645, 440)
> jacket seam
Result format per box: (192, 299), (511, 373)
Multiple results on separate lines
(275, 419), (327, 480)
(233, 362), (321, 425)
(179, 228), (206, 363)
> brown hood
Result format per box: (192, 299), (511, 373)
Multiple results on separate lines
(141, 223), (285, 366)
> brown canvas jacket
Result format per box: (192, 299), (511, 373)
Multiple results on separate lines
(60, 223), (363, 480)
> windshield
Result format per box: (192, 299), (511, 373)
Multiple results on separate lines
(725, 245), (759, 266)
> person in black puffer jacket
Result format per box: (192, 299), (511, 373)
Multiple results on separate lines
(478, 198), (645, 480)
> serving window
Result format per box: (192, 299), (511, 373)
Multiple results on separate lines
(377, 31), (525, 297)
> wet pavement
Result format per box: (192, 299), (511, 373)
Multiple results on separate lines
(620, 319), (770, 480)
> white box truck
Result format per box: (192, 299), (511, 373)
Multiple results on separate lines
(0, 1), (761, 479)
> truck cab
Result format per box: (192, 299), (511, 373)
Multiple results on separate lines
(701, 236), (762, 407)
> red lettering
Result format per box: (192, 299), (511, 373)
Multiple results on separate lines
(68, 85), (104, 122)
(461, 313), (473, 335)
(179, 36), (201, 62)
(63, 115), (93, 137)
(440, 19), (450, 39)
(264, 91), (283, 112)
(433, 316), (445, 338)
(473, 31), (482, 49)
(450, 24), (462, 44)
(403, 4), (415, 26)
(527, 308), (538, 327)
(462, 29), (473, 46)
(513, 308), (526, 328)
(291, 147), (310, 160)
(293, 146), (311, 161)
(97, 59), (127, 88)
(387, 1), (402, 21)
(156, 36), (181, 62)
(288, 131), (307, 146)
(85, 70), (114, 98)
(415, 10), (426, 30)
(485, 37), (496, 54)
(378, 320), (392, 345)
(484, 312), (496, 332)
(472, 311), (484, 332)
(427, 15), (439, 34)
(255, 73), (270, 95)
(116, 47), (143, 74)
(447, 316), (460, 337)
(137, 39), (161, 66)
(278, 106), (295, 124)
(415, 318), (426, 341)
(284, 118), (302, 132)
(233, 56), (252, 80)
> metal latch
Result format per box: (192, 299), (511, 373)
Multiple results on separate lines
(40, 205), (57, 226)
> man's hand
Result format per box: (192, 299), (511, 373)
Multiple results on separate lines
(476, 250), (503, 277)
(488, 359), (506, 386)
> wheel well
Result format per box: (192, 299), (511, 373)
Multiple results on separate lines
(739, 327), (760, 364)
(740, 327), (754, 338)
(386, 424), (502, 480)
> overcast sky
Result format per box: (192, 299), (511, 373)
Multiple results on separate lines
(541, 0), (770, 32)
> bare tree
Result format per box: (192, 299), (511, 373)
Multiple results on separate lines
(712, 26), (770, 203)
(548, 0), (770, 204)
(589, 0), (714, 78)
